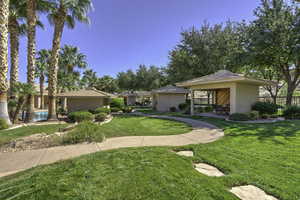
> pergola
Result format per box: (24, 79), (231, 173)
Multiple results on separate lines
(177, 70), (272, 115)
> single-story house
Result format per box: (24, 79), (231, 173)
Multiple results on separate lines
(119, 91), (152, 106)
(57, 88), (116, 112)
(176, 70), (272, 115)
(152, 85), (189, 112)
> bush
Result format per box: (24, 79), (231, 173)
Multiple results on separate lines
(229, 113), (251, 121)
(94, 107), (111, 114)
(68, 111), (94, 123)
(251, 101), (278, 115)
(0, 118), (9, 130)
(247, 111), (259, 120)
(178, 103), (188, 111)
(122, 106), (133, 113)
(95, 113), (108, 122)
(110, 98), (125, 109)
(204, 106), (213, 112)
(62, 121), (104, 144)
(169, 106), (177, 112)
(111, 107), (122, 112)
(283, 106), (300, 120)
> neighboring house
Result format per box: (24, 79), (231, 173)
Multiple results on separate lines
(177, 70), (273, 115)
(57, 88), (116, 113)
(119, 91), (152, 106)
(152, 85), (189, 112)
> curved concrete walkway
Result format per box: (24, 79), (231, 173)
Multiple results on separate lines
(0, 115), (224, 178)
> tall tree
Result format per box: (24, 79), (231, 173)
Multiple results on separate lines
(166, 21), (246, 83)
(0, 0), (11, 125)
(8, 0), (26, 99)
(47, 0), (92, 120)
(36, 49), (51, 109)
(247, 0), (300, 105)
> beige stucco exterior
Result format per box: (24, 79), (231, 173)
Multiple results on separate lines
(66, 97), (109, 112)
(190, 82), (259, 114)
(152, 93), (186, 112)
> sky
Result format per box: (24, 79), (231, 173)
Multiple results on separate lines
(16, 0), (262, 82)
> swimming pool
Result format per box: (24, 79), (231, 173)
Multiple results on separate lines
(33, 111), (48, 122)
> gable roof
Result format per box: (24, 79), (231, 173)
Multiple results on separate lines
(57, 89), (116, 98)
(152, 85), (189, 94)
(176, 70), (272, 87)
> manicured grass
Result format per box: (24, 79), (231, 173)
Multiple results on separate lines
(0, 117), (299, 199)
(97, 115), (192, 138)
(0, 124), (68, 146)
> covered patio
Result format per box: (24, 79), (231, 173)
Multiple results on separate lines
(177, 70), (272, 115)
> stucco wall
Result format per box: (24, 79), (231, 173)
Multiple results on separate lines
(127, 96), (136, 106)
(154, 93), (186, 112)
(233, 83), (259, 113)
(67, 97), (104, 112)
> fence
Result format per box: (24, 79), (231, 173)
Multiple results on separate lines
(258, 96), (300, 106)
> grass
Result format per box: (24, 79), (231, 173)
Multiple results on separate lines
(94, 115), (192, 138)
(0, 124), (68, 147)
(0, 115), (299, 199)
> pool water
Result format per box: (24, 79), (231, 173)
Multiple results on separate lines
(33, 111), (48, 122)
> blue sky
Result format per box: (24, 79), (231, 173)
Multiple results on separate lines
(16, 0), (262, 82)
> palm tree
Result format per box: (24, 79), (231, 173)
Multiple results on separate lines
(25, 0), (50, 122)
(0, 0), (12, 125)
(8, 0), (26, 99)
(47, 0), (92, 120)
(36, 49), (50, 109)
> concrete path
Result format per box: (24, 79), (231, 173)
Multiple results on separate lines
(0, 115), (224, 178)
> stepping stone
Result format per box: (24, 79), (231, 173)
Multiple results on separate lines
(230, 185), (278, 200)
(176, 151), (194, 157)
(194, 163), (224, 177)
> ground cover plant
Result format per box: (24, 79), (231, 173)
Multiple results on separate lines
(0, 124), (68, 147)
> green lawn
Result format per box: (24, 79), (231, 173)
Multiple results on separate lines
(0, 117), (299, 199)
(97, 115), (192, 138)
(0, 124), (68, 146)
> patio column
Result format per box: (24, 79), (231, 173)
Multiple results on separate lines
(190, 89), (194, 116)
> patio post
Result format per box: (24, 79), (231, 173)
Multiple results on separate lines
(190, 89), (194, 116)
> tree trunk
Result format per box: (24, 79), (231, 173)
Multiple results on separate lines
(286, 84), (296, 106)
(48, 9), (66, 121)
(39, 74), (44, 109)
(25, 0), (37, 123)
(0, 0), (11, 125)
(8, 16), (19, 99)
(12, 96), (24, 124)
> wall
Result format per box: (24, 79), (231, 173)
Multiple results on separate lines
(155, 93), (186, 112)
(67, 97), (104, 112)
(234, 83), (259, 113)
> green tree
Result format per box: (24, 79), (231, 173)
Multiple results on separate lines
(80, 69), (98, 89)
(0, 0), (11, 125)
(166, 21), (246, 83)
(96, 75), (119, 93)
(247, 0), (300, 105)
(47, 0), (92, 120)
(117, 70), (137, 91)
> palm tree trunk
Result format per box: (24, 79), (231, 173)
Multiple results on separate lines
(48, 11), (66, 121)
(39, 74), (44, 109)
(8, 16), (19, 99)
(0, 0), (11, 125)
(25, 0), (37, 123)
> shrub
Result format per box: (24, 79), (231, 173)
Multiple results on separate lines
(178, 103), (188, 111)
(229, 113), (251, 121)
(0, 118), (9, 130)
(57, 108), (67, 115)
(110, 98), (125, 109)
(196, 107), (205, 113)
(247, 111), (259, 120)
(204, 106), (213, 112)
(94, 107), (111, 114)
(122, 106), (133, 113)
(251, 101), (278, 115)
(95, 113), (108, 122)
(169, 106), (177, 112)
(283, 106), (300, 120)
(111, 107), (122, 112)
(68, 111), (94, 123)
(62, 121), (104, 144)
